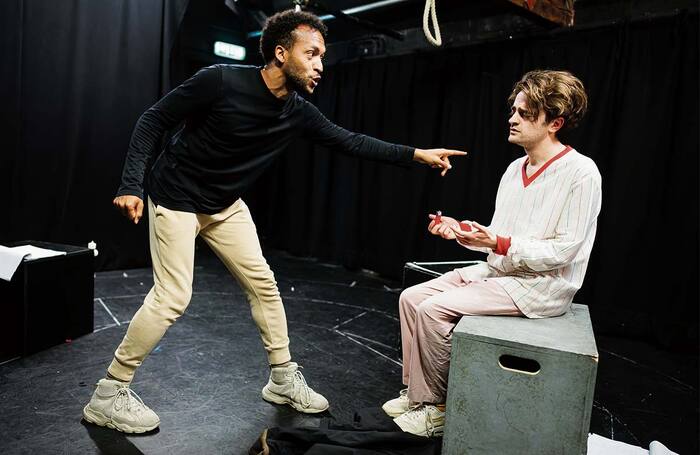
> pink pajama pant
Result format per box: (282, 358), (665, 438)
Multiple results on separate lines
(400, 270), (523, 404)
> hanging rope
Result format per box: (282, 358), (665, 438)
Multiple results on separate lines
(422, 0), (442, 46)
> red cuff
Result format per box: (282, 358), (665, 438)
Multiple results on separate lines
(495, 236), (511, 255)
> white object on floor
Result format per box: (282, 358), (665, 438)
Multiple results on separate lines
(0, 245), (66, 281)
(588, 433), (679, 455)
(649, 440), (679, 455)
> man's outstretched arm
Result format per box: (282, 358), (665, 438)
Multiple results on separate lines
(302, 101), (466, 176)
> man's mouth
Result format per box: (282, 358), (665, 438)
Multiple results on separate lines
(310, 76), (321, 88)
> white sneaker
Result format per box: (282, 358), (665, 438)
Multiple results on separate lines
(393, 404), (445, 437)
(261, 362), (329, 414)
(82, 379), (160, 433)
(382, 388), (411, 417)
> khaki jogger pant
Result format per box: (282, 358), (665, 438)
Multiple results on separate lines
(107, 198), (291, 382)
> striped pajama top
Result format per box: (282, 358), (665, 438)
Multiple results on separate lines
(457, 146), (602, 318)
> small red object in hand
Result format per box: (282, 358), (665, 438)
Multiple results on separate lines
(435, 210), (442, 224)
(459, 222), (472, 232)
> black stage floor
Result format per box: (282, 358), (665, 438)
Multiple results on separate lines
(0, 246), (697, 454)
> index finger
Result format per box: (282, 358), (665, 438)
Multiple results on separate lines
(470, 221), (489, 233)
(443, 149), (468, 156)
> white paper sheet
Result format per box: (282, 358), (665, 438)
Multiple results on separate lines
(587, 434), (679, 455)
(0, 245), (67, 282)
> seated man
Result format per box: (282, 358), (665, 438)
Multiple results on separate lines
(383, 70), (602, 437)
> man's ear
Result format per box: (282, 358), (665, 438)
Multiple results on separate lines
(549, 117), (565, 133)
(274, 45), (287, 67)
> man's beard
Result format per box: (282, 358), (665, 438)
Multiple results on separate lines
(284, 66), (312, 94)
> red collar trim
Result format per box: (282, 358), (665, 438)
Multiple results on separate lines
(521, 145), (572, 188)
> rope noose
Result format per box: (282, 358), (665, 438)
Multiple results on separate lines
(423, 0), (442, 46)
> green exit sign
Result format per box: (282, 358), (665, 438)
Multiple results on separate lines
(214, 41), (246, 61)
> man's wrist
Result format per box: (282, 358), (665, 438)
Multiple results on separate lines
(412, 148), (423, 162)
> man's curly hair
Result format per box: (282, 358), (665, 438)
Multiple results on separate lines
(508, 70), (588, 132)
(259, 9), (328, 63)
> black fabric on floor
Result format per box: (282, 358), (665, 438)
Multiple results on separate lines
(250, 407), (441, 455)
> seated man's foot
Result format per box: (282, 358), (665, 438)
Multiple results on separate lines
(262, 362), (329, 414)
(382, 388), (412, 417)
(82, 378), (160, 433)
(393, 404), (445, 437)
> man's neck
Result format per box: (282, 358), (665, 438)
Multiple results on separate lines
(260, 64), (290, 99)
(524, 135), (565, 167)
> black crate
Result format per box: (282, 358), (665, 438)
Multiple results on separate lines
(0, 241), (94, 363)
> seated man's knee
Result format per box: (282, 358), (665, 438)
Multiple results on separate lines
(399, 285), (427, 310)
(416, 297), (450, 322)
(415, 299), (455, 340)
(415, 300), (433, 318)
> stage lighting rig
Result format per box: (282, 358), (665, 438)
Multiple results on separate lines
(293, 0), (404, 41)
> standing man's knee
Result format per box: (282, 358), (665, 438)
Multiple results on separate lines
(242, 262), (280, 302)
(149, 283), (193, 321)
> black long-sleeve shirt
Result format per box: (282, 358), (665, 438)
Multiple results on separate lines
(116, 64), (415, 214)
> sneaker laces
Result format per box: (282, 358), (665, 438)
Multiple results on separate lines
(398, 389), (420, 411)
(404, 406), (440, 436)
(291, 368), (311, 407)
(113, 387), (147, 414)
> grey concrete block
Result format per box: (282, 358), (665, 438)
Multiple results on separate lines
(443, 304), (598, 455)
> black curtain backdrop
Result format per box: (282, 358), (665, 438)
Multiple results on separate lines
(0, 0), (188, 269)
(244, 12), (699, 348)
(1, 4), (697, 347)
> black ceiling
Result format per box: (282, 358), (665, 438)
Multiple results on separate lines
(254, 0), (530, 42)
(178, 0), (698, 67)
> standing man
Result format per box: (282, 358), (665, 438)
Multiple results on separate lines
(82, 9), (465, 433)
(382, 70), (601, 437)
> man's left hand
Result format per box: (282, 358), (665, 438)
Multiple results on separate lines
(413, 148), (467, 176)
(455, 221), (498, 249)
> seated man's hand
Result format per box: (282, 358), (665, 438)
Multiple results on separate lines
(113, 195), (144, 224)
(428, 213), (460, 240)
(455, 221), (497, 249)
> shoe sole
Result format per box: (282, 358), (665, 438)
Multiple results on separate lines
(261, 386), (329, 414)
(395, 422), (445, 438)
(82, 405), (159, 434)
